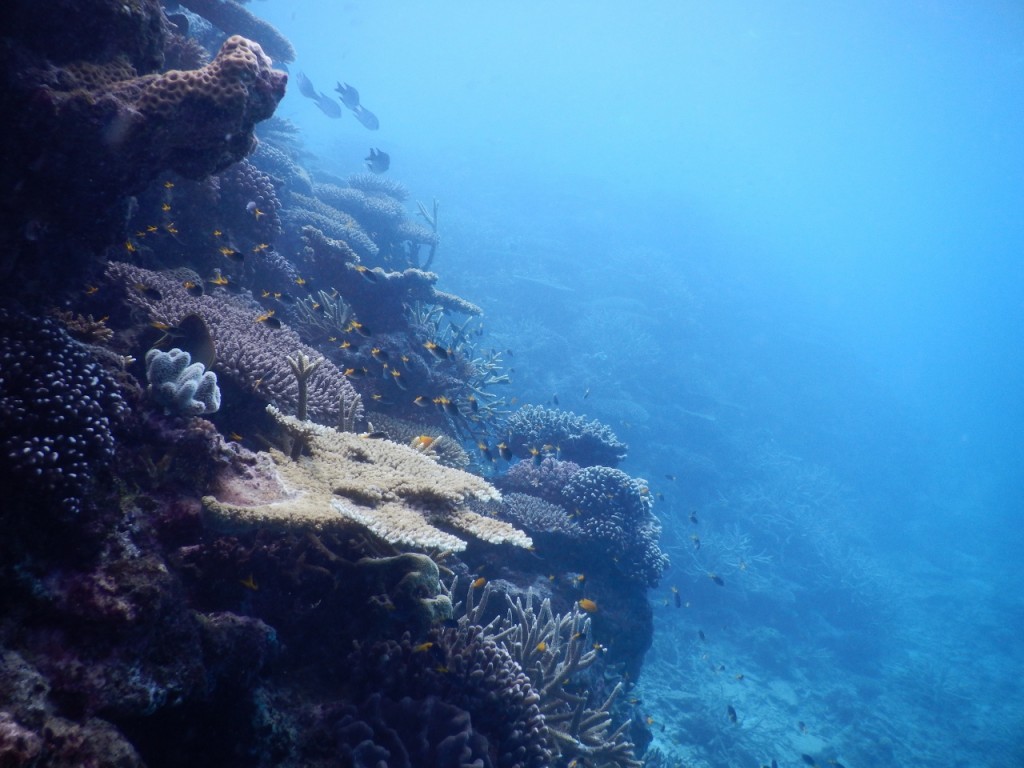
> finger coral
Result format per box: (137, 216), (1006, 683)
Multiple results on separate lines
(203, 406), (532, 552)
(0, 308), (126, 515)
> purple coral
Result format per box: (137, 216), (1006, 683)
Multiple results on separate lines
(503, 405), (627, 467)
(216, 159), (283, 242)
(0, 309), (126, 515)
(497, 457), (582, 506)
(106, 261), (363, 426)
(562, 466), (669, 587)
(500, 493), (582, 537)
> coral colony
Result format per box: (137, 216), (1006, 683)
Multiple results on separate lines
(0, 2), (660, 766)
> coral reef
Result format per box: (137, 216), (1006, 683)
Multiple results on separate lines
(504, 405), (628, 467)
(106, 261), (363, 427)
(0, 308), (126, 515)
(145, 347), (221, 416)
(203, 405), (532, 552)
(0, 32), (286, 276)
(498, 456), (584, 506)
(562, 466), (669, 587)
(178, 0), (297, 63)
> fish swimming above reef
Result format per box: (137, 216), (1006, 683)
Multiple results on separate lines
(335, 81), (361, 109)
(351, 104), (380, 130)
(365, 148), (390, 173)
(296, 72), (342, 118)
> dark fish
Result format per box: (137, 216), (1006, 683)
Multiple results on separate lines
(166, 12), (189, 34)
(497, 442), (513, 461)
(363, 431), (389, 439)
(772, 761), (778, 768)
(552, 393), (559, 405)
(133, 283), (162, 301)
(698, 629), (705, 641)
(365, 147), (390, 173)
(297, 71), (318, 100)
(673, 589), (681, 608)
(335, 81), (360, 109)
(352, 104), (380, 130)
(314, 93), (342, 118)
(354, 264), (380, 282)
(665, 473), (676, 481)
(183, 280), (204, 297)
(583, 386), (590, 399)
(727, 705), (737, 724)
(709, 573), (725, 587)
(154, 313), (216, 371)
(801, 756), (817, 767)
(689, 510), (699, 524)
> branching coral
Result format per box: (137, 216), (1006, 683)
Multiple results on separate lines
(203, 406), (532, 552)
(504, 405), (628, 467)
(106, 261), (362, 426)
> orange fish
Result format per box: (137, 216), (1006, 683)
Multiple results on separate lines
(578, 598), (598, 613)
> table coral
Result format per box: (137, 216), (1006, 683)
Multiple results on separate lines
(203, 406), (532, 552)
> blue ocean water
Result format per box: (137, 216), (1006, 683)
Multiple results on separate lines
(261, 2), (1023, 765)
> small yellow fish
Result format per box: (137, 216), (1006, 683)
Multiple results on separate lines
(161, 202), (171, 212)
(163, 180), (175, 189)
(413, 642), (434, 653)
(578, 598), (598, 613)
(471, 577), (486, 589)
(239, 574), (258, 591)
(208, 273), (229, 286)
(213, 229), (223, 237)
(84, 285), (99, 295)
(535, 641), (547, 652)
(252, 207), (265, 220)
(124, 239), (136, 253)
(146, 225), (159, 233)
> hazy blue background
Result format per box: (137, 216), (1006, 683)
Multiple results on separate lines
(255, 2), (1023, 764)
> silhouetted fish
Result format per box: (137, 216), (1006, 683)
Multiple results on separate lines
(365, 148), (390, 173)
(335, 81), (360, 109)
(297, 71), (318, 100)
(314, 93), (342, 118)
(352, 104), (380, 130)
(154, 313), (216, 371)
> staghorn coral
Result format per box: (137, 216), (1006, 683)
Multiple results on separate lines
(504, 405), (628, 467)
(349, 627), (551, 768)
(0, 308), (126, 515)
(466, 586), (642, 768)
(203, 405), (532, 553)
(562, 466), (669, 587)
(300, 226), (481, 334)
(178, 0), (297, 63)
(106, 261), (362, 426)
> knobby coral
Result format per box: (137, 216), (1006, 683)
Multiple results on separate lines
(0, 308), (126, 514)
(504, 405), (627, 467)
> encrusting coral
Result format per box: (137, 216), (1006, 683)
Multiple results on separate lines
(203, 406), (532, 552)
